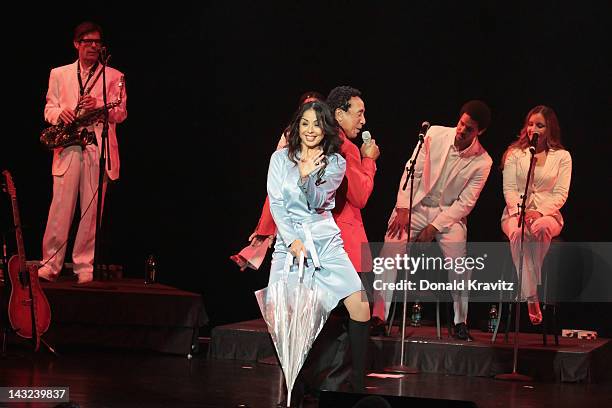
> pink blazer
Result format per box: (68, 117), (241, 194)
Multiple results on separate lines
(395, 125), (492, 232)
(501, 148), (572, 226)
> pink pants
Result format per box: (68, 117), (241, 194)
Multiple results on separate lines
(501, 215), (562, 300)
(41, 145), (108, 277)
(372, 203), (470, 325)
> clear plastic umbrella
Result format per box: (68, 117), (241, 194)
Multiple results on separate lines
(255, 251), (333, 407)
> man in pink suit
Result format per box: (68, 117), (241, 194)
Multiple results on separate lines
(373, 101), (492, 341)
(38, 21), (127, 284)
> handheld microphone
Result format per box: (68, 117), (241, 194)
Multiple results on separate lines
(418, 121), (431, 140)
(361, 130), (372, 145)
(530, 132), (539, 152)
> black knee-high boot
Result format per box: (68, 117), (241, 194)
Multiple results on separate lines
(348, 318), (370, 392)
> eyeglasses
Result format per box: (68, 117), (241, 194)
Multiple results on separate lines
(79, 39), (103, 46)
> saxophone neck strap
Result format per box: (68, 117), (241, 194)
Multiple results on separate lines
(77, 61), (100, 96)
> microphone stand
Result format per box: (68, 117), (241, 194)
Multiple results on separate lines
(495, 142), (538, 382)
(384, 131), (425, 375)
(92, 51), (112, 283)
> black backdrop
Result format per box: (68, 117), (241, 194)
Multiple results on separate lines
(1, 2), (611, 332)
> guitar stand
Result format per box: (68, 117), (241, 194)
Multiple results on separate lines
(40, 336), (59, 356)
(0, 326), (59, 357)
(0, 269), (22, 359)
(1, 326), (11, 357)
(0, 326), (24, 359)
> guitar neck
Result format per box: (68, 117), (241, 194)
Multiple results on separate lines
(9, 195), (27, 271)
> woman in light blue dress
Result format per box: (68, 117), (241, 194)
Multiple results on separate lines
(267, 100), (370, 391)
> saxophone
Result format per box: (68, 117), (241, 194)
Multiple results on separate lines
(40, 76), (125, 150)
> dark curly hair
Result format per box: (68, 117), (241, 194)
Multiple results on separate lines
(286, 101), (341, 183)
(326, 85), (362, 113)
(459, 100), (491, 131)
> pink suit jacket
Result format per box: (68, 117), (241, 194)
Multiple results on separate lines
(44, 60), (128, 181)
(501, 148), (571, 226)
(394, 125), (492, 232)
(255, 130), (376, 272)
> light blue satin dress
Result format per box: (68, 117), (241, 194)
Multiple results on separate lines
(267, 149), (364, 310)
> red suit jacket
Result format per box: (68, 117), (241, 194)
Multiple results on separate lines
(256, 130), (376, 272)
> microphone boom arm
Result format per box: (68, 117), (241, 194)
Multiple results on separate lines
(402, 124), (428, 191)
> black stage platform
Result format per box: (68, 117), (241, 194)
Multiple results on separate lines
(209, 318), (611, 383)
(2, 278), (208, 356)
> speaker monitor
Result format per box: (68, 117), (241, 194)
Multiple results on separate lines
(318, 391), (478, 408)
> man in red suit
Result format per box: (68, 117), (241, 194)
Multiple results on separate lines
(316, 86), (380, 393)
(327, 86), (379, 276)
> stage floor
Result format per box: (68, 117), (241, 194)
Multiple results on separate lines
(1, 345), (612, 408)
(210, 318), (612, 383)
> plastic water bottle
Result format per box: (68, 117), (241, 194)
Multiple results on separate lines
(410, 301), (422, 327)
(145, 255), (157, 284)
(488, 304), (498, 332)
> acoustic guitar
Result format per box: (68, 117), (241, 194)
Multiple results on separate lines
(2, 170), (51, 350)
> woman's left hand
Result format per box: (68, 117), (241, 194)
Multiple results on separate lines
(298, 149), (324, 179)
(524, 210), (543, 227)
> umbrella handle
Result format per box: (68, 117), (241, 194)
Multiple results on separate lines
(282, 251), (305, 281)
(282, 250), (306, 283)
(298, 251), (305, 282)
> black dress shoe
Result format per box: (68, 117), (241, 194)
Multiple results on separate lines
(454, 323), (473, 341)
(370, 317), (387, 336)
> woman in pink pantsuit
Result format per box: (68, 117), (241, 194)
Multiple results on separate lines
(501, 106), (571, 325)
